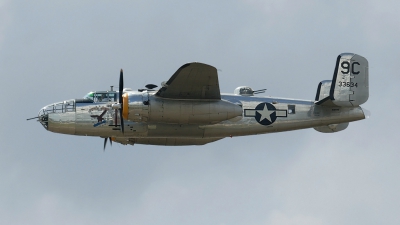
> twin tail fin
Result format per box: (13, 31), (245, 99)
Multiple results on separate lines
(315, 53), (369, 107)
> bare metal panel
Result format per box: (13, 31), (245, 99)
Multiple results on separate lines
(126, 92), (149, 122)
(314, 122), (349, 133)
(334, 54), (368, 106)
(48, 112), (75, 135)
(315, 53), (369, 107)
(147, 96), (242, 125)
(156, 62), (220, 99)
(315, 80), (332, 101)
(146, 123), (204, 138)
(117, 137), (223, 146)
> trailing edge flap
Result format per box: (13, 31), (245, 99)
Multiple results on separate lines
(156, 62), (221, 100)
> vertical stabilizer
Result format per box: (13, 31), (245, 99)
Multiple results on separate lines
(316, 53), (369, 107)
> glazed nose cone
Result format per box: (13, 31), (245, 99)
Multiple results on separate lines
(37, 102), (76, 134)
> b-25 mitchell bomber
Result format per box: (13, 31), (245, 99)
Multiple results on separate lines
(28, 53), (369, 148)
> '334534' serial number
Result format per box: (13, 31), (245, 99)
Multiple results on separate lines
(338, 81), (358, 87)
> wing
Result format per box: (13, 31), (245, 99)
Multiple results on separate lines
(156, 62), (221, 100)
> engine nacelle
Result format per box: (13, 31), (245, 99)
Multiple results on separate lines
(124, 92), (243, 125)
(122, 92), (149, 122)
(314, 122), (349, 133)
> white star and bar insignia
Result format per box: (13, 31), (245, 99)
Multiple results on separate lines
(244, 102), (287, 125)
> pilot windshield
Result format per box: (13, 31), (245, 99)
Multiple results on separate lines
(83, 92), (94, 100)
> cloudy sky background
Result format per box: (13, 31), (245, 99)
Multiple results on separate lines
(1, 0), (399, 224)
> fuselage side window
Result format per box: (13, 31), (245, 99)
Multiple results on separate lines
(94, 92), (117, 102)
(108, 93), (116, 102)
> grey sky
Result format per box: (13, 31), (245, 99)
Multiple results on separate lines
(1, 0), (399, 224)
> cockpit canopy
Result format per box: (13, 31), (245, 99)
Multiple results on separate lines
(234, 86), (254, 96)
(83, 91), (118, 102)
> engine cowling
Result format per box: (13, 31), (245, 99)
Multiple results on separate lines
(121, 92), (149, 122)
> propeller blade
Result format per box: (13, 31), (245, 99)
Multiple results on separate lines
(119, 69), (123, 105)
(103, 137), (108, 151)
(119, 69), (124, 134)
(103, 137), (113, 151)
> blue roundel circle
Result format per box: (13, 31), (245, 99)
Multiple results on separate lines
(254, 103), (277, 126)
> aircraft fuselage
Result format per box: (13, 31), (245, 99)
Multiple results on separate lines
(40, 92), (365, 143)
(32, 53), (369, 146)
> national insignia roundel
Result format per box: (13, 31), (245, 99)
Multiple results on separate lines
(244, 102), (288, 126)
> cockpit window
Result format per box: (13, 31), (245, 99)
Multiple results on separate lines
(83, 91), (117, 102)
(83, 92), (95, 100)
